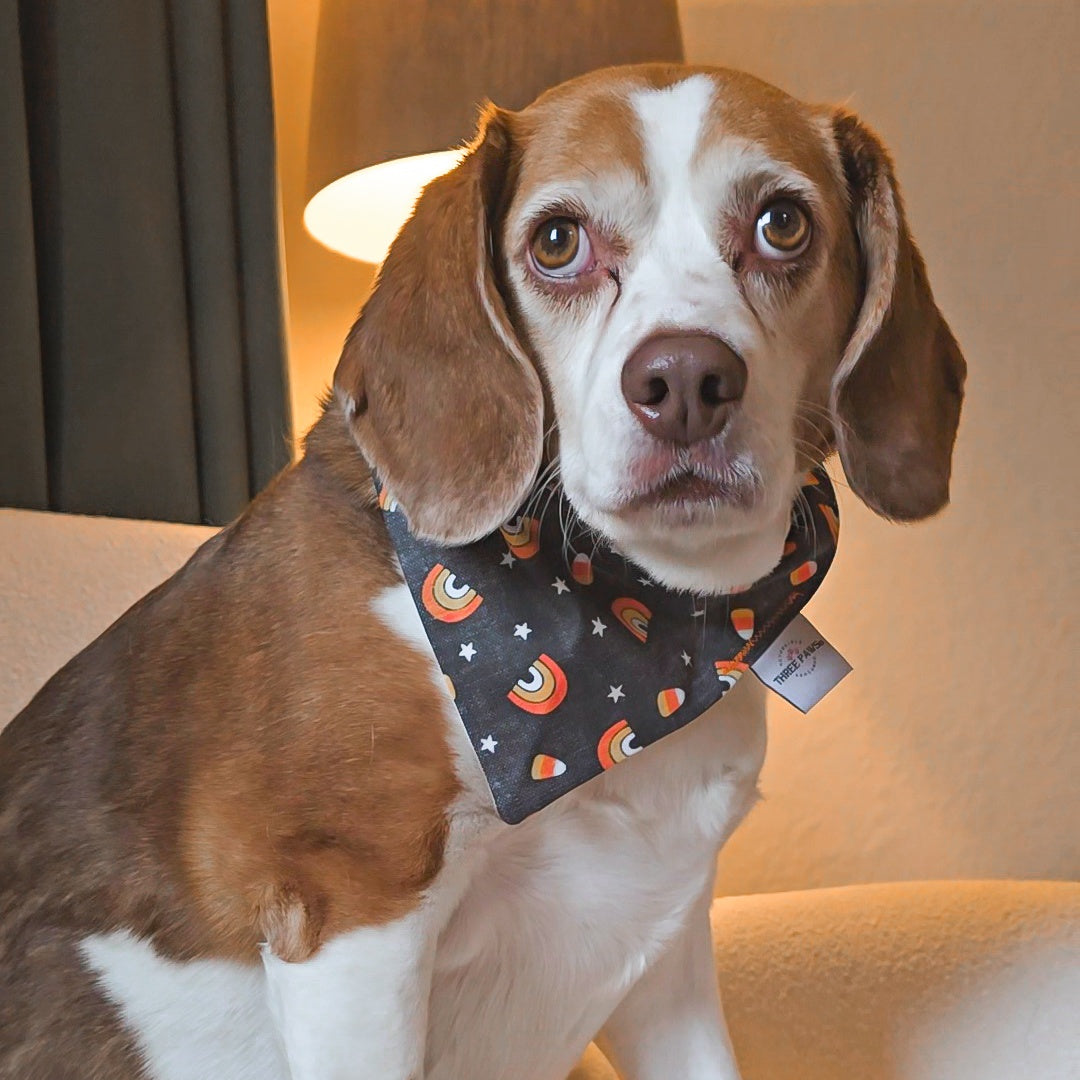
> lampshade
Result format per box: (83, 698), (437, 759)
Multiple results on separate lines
(304, 0), (684, 264)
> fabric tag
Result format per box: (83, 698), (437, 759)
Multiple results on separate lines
(751, 613), (851, 712)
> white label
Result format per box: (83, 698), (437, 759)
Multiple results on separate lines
(750, 613), (851, 713)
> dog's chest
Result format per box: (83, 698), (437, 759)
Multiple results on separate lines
(425, 678), (767, 1080)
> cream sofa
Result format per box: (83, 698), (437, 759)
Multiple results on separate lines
(2, 508), (1078, 1079)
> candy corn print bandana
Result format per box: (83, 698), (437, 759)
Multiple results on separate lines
(376, 468), (841, 824)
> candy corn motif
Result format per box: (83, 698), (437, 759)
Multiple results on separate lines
(818, 504), (839, 544)
(715, 659), (749, 695)
(802, 470), (820, 486)
(500, 515), (540, 559)
(377, 487), (398, 512)
(731, 608), (754, 641)
(790, 561), (817, 586)
(657, 687), (686, 717)
(571, 552), (593, 585)
(442, 674), (456, 700)
(421, 564), (483, 622)
(611, 597), (651, 643)
(507, 654), (568, 715)
(531, 754), (566, 780)
(597, 719), (642, 770)
(783, 540), (798, 557)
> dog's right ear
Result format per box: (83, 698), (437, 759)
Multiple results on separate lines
(333, 107), (543, 544)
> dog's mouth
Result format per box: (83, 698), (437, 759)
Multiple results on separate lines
(616, 454), (763, 516)
(620, 469), (738, 511)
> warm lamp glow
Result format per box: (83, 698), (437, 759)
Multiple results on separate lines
(303, 150), (464, 265)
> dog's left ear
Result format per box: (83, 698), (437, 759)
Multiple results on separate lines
(828, 110), (967, 521)
(333, 107), (543, 544)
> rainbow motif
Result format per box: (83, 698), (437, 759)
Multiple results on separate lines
(611, 597), (651, 643)
(500, 516), (540, 559)
(507, 653), (568, 715)
(421, 564), (483, 622)
(571, 553), (593, 585)
(715, 659), (749, 695)
(657, 687), (686, 717)
(818, 504), (839, 544)
(790, 560), (817, 586)
(597, 719), (642, 770)
(531, 754), (567, 780)
(731, 608), (754, 641)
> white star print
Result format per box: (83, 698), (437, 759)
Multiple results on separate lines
(459, 642), (476, 661)
(479, 735), (498, 753)
(591, 617), (607, 637)
(691, 607), (707, 618)
(637, 575), (652, 586)
(681, 650), (693, 667)
(513, 622), (532, 640)
(500, 550), (516, 567)
(552, 577), (570, 594)
(607, 685), (625, 703)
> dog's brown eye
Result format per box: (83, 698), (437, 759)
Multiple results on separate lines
(530, 217), (592, 277)
(755, 200), (811, 259)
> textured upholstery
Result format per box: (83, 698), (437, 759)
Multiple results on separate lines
(572, 881), (1080, 1080)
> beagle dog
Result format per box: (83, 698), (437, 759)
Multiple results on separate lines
(0, 64), (964, 1080)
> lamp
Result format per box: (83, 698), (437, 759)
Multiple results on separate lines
(304, 0), (683, 265)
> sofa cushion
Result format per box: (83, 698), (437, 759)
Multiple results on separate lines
(571, 880), (1080, 1080)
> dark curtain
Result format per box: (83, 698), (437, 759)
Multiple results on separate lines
(0, 0), (291, 526)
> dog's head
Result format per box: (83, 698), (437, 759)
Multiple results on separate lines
(334, 65), (966, 593)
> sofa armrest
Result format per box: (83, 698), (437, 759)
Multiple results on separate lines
(0, 508), (214, 725)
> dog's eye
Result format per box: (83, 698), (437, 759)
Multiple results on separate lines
(530, 217), (593, 277)
(754, 200), (811, 259)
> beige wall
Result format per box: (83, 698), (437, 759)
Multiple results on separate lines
(267, 0), (1079, 893)
(683, 0), (1080, 893)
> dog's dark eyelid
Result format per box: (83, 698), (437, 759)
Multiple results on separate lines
(606, 266), (623, 308)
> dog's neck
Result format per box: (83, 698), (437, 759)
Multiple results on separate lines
(301, 401), (383, 517)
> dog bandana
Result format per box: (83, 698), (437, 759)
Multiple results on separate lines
(376, 468), (847, 824)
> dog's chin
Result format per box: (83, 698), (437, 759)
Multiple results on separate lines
(571, 490), (795, 595)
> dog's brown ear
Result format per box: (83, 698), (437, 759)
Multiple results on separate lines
(333, 107), (543, 544)
(829, 111), (966, 521)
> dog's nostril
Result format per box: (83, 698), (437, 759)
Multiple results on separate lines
(644, 377), (668, 406)
(700, 374), (724, 407)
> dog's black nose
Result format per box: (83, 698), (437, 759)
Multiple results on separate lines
(621, 333), (747, 444)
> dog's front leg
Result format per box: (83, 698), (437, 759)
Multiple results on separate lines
(596, 885), (741, 1080)
(262, 905), (434, 1080)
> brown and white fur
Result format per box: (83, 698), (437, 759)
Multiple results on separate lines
(0, 65), (965, 1080)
